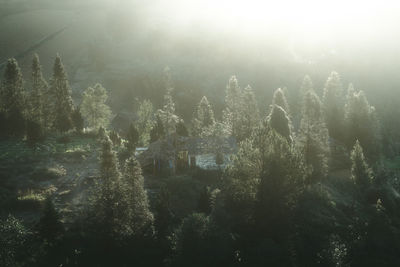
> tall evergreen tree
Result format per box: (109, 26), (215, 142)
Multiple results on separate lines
(300, 75), (314, 98)
(266, 104), (293, 143)
(222, 76), (242, 138)
(297, 90), (330, 182)
(1, 58), (26, 136)
(272, 88), (290, 115)
(50, 54), (74, 132)
(344, 86), (381, 160)
(192, 96), (216, 137)
(350, 140), (374, 187)
(136, 99), (155, 146)
(150, 115), (165, 143)
(236, 85), (260, 141)
(38, 196), (64, 241)
(157, 90), (181, 135)
(322, 71), (344, 140)
(81, 83), (111, 130)
(91, 137), (129, 237)
(30, 54), (47, 128)
(126, 123), (139, 152)
(154, 186), (174, 240)
(123, 156), (154, 236)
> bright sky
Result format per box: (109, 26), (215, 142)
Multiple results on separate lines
(146, 0), (400, 44)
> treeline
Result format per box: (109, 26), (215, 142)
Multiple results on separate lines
(2, 54), (399, 266)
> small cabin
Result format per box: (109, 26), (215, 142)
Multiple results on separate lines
(138, 134), (237, 175)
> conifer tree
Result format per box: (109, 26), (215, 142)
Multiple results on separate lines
(344, 86), (381, 160)
(272, 88), (290, 115)
(136, 99), (155, 146)
(266, 104), (293, 143)
(297, 90), (330, 182)
(254, 129), (306, 239)
(38, 196), (64, 241)
(322, 71), (344, 140)
(50, 54), (74, 132)
(222, 76), (242, 138)
(192, 96), (216, 137)
(1, 58), (26, 136)
(91, 137), (129, 237)
(157, 90), (181, 135)
(350, 140), (374, 187)
(150, 115), (165, 143)
(71, 107), (84, 133)
(237, 85), (260, 141)
(81, 83), (111, 130)
(300, 75), (314, 98)
(126, 123), (139, 152)
(154, 186), (174, 240)
(123, 156), (154, 236)
(176, 121), (189, 136)
(30, 54), (48, 129)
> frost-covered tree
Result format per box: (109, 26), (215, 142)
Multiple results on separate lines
(150, 115), (165, 143)
(297, 90), (330, 182)
(322, 71), (344, 140)
(50, 54), (74, 132)
(266, 104), (293, 143)
(192, 96), (216, 137)
(344, 85), (381, 160)
(157, 90), (181, 135)
(136, 99), (155, 146)
(237, 85), (260, 141)
(126, 123), (139, 152)
(30, 54), (47, 129)
(350, 140), (374, 187)
(81, 83), (111, 130)
(300, 75), (314, 98)
(123, 156), (154, 236)
(272, 88), (290, 115)
(1, 58), (26, 136)
(91, 137), (129, 237)
(222, 76), (242, 137)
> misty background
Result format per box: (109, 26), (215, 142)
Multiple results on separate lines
(1, 0), (400, 124)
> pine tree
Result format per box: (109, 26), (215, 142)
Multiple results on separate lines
(350, 140), (374, 187)
(222, 76), (243, 138)
(126, 123), (139, 152)
(123, 156), (154, 236)
(1, 58), (26, 136)
(344, 86), (381, 160)
(136, 99), (155, 146)
(150, 115), (165, 143)
(38, 196), (64, 241)
(192, 96), (216, 137)
(91, 137), (129, 237)
(254, 128), (306, 239)
(266, 104), (293, 143)
(154, 186), (174, 240)
(237, 85), (260, 141)
(71, 107), (84, 133)
(30, 54), (47, 129)
(157, 90), (181, 135)
(300, 75), (314, 98)
(322, 71), (344, 140)
(297, 90), (330, 183)
(50, 54), (74, 132)
(272, 88), (290, 115)
(81, 83), (111, 130)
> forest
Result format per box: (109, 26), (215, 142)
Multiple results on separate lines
(2, 0), (400, 267)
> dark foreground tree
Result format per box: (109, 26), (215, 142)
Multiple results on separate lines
(1, 58), (26, 137)
(123, 156), (154, 236)
(50, 54), (74, 132)
(38, 196), (64, 241)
